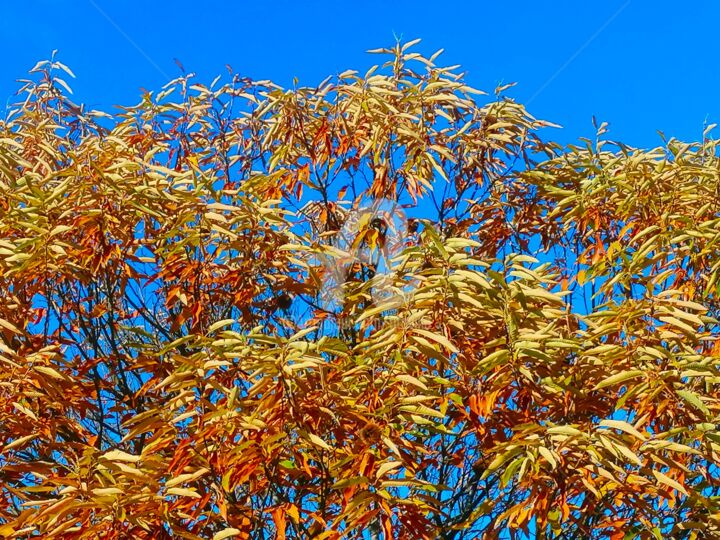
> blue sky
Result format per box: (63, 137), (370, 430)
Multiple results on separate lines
(1, 1), (718, 148)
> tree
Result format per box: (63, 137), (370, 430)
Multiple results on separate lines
(0, 41), (719, 539)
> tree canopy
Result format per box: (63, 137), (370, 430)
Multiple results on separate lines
(1, 42), (720, 539)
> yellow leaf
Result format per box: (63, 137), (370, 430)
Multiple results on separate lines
(520, 286), (564, 305)
(382, 436), (401, 458)
(411, 328), (458, 353)
(594, 370), (644, 390)
(213, 528), (241, 540)
(599, 419), (647, 441)
(658, 315), (697, 337)
(165, 468), (210, 488)
(376, 461), (402, 479)
(537, 446), (557, 470)
(611, 441), (642, 466)
(546, 425), (583, 437)
(3, 434), (38, 451)
(207, 319), (236, 333)
(34, 366), (65, 380)
(286, 504), (300, 524)
(92, 487), (123, 497)
(394, 374), (428, 390)
(0, 318), (21, 334)
(49, 225), (73, 237)
(166, 487), (202, 499)
(653, 470), (688, 495)
(101, 450), (141, 463)
(12, 403), (37, 421)
(308, 433), (331, 451)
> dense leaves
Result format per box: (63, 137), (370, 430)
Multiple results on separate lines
(1, 43), (720, 539)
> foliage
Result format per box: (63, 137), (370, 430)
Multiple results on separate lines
(1, 42), (720, 539)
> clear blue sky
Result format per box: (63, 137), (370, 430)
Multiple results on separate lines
(1, 1), (718, 148)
